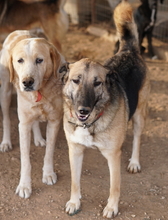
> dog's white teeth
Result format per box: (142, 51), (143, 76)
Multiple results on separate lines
(77, 114), (89, 121)
(79, 116), (87, 120)
(80, 115), (87, 119)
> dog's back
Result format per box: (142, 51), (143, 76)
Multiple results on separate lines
(105, 1), (147, 119)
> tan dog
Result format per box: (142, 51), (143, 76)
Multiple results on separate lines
(0, 0), (68, 52)
(0, 30), (64, 198)
(0, 30), (46, 152)
(60, 1), (150, 218)
(0, 30), (34, 152)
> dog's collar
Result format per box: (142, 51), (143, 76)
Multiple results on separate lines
(36, 91), (42, 102)
(68, 111), (103, 129)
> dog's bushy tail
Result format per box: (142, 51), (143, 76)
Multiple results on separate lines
(114, 0), (139, 52)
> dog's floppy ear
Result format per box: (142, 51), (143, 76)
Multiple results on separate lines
(8, 55), (15, 82)
(59, 62), (70, 84)
(105, 69), (119, 86)
(50, 46), (60, 77)
(105, 69), (125, 93)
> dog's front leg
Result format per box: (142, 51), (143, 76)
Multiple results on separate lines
(100, 149), (121, 218)
(16, 122), (32, 198)
(66, 142), (85, 215)
(42, 120), (61, 185)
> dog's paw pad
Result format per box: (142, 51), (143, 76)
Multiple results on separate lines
(0, 142), (12, 152)
(127, 161), (141, 173)
(42, 172), (57, 185)
(34, 138), (46, 147)
(103, 205), (118, 219)
(65, 200), (81, 216)
(16, 185), (32, 199)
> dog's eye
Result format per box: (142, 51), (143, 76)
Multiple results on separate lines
(36, 58), (43, 64)
(72, 79), (80, 84)
(94, 81), (102, 87)
(18, 58), (24, 63)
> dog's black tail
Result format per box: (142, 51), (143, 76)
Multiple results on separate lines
(114, 0), (139, 52)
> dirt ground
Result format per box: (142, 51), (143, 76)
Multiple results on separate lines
(0, 25), (168, 220)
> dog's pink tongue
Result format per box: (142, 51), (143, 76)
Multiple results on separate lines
(36, 91), (42, 102)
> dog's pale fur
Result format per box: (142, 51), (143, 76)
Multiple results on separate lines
(0, 30), (33, 152)
(61, 1), (150, 218)
(0, 30), (64, 198)
(0, 30), (46, 152)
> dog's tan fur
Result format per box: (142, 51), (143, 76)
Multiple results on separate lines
(0, 0), (68, 52)
(0, 30), (64, 198)
(61, 1), (150, 218)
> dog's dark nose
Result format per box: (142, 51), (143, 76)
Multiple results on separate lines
(78, 106), (90, 115)
(22, 77), (34, 87)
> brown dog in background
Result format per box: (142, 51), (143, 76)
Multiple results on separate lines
(60, 1), (150, 218)
(0, 0), (68, 52)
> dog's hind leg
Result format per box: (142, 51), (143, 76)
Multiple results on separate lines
(139, 29), (146, 55)
(127, 93), (149, 173)
(32, 120), (46, 147)
(127, 108), (145, 173)
(0, 71), (13, 152)
(127, 76), (150, 173)
(146, 29), (157, 59)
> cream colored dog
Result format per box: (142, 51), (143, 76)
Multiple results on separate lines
(0, 30), (64, 198)
(0, 30), (35, 152)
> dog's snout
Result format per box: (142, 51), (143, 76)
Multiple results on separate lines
(78, 106), (90, 115)
(22, 77), (34, 87)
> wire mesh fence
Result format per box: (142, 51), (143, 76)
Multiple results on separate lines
(65, 0), (168, 43)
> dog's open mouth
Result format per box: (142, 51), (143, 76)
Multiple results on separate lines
(76, 113), (90, 122)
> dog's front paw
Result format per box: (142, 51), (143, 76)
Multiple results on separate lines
(127, 160), (141, 173)
(65, 199), (81, 216)
(0, 141), (12, 152)
(16, 184), (32, 199)
(34, 138), (46, 147)
(42, 172), (57, 185)
(103, 204), (118, 218)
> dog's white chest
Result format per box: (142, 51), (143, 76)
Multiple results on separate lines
(70, 127), (100, 148)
